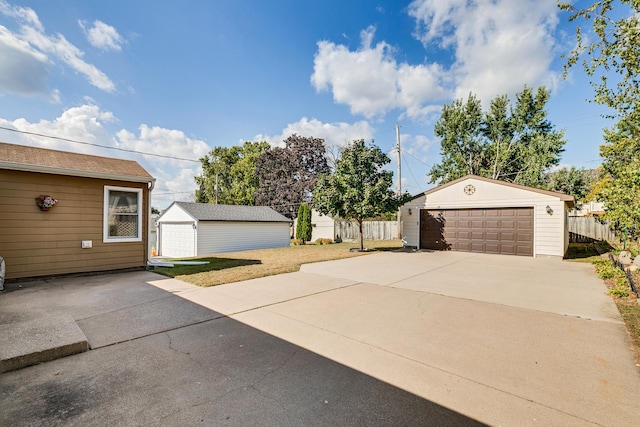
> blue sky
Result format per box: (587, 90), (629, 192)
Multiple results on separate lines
(0, 0), (613, 208)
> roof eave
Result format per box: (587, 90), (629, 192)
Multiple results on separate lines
(1, 161), (156, 185)
(411, 174), (575, 203)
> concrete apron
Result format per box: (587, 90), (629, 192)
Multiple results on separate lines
(148, 251), (640, 426)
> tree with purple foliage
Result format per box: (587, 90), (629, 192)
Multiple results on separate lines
(255, 134), (329, 219)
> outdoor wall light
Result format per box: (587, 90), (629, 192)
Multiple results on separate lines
(546, 205), (553, 215)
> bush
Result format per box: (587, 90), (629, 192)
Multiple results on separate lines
(291, 239), (304, 246)
(609, 277), (631, 298)
(315, 238), (333, 245)
(592, 259), (624, 279)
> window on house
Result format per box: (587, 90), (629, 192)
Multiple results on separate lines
(104, 186), (143, 242)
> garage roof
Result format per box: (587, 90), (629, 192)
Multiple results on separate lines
(413, 174), (574, 205)
(168, 202), (291, 223)
(0, 141), (154, 184)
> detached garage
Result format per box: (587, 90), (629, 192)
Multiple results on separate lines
(157, 202), (291, 257)
(401, 175), (574, 258)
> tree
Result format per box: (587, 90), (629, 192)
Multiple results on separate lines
(591, 119), (640, 237)
(295, 203), (312, 243)
(559, 1), (640, 238)
(313, 139), (411, 251)
(559, 1), (640, 124)
(195, 141), (269, 205)
(544, 167), (596, 206)
(429, 86), (566, 187)
(255, 134), (329, 219)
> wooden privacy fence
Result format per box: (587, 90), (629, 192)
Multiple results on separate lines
(336, 221), (398, 241)
(568, 217), (618, 243)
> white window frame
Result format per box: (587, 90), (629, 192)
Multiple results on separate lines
(103, 185), (143, 243)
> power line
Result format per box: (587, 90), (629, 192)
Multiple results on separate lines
(401, 148), (430, 167)
(0, 126), (201, 163)
(400, 151), (422, 191)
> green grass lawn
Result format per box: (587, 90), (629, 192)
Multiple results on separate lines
(153, 240), (402, 287)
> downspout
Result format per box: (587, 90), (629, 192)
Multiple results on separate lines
(147, 179), (156, 267)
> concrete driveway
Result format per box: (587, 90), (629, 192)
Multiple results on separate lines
(1, 251), (639, 426)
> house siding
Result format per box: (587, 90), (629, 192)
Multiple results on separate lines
(197, 222), (290, 255)
(0, 169), (149, 279)
(401, 177), (569, 257)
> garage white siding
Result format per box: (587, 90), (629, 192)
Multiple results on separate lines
(197, 222), (290, 254)
(159, 223), (195, 257)
(401, 176), (573, 258)
(156, 202), (291, 257)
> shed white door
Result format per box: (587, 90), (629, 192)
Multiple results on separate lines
(160, 223), (195, 257)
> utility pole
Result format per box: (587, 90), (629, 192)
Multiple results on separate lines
(396, 123), (402, 240)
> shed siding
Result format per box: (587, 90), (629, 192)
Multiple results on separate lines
(401, 178), (569, 257)
(310, 210), (335, 241)
(0, 169), (149, 279)
(157, 204), (194, 222)
(197, 222), (290, 255)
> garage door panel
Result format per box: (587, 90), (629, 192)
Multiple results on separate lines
(486, 232), (499, 240)
(160, 223), (195, 258)
(471, 231), (485, 240)
(420, 207), (533, 256)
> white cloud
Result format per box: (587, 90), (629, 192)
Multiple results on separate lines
(0, 105), (211, 209)
(408, 0), (560, 103)
(0, 25), (50, 95)
(79, 20), (124, 52)
(311, 1), (561, 119)
(254, 117), (374, 149)
(311, 26), (448, 119)
(116, 124), (210, 165)
(0, 1), (115, 93)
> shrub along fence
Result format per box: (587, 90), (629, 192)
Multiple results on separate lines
(568, 216), (618, 243)
(609, 253), (639, 297)
(336, 221), (398, 241)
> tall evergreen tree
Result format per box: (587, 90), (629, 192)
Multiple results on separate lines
(296, 203), (312, 243)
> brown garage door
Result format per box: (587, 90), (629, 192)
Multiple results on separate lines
(420, 208), (533, 256)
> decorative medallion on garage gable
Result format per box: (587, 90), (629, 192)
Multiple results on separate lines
(463, 184), (476, 195)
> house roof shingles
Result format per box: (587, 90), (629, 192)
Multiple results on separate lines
(0, 142), (154, 182)
(173, 202), (290, 223)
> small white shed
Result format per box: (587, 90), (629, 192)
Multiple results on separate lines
(157, 202), (291, 257)
(401, 175), (574, 258)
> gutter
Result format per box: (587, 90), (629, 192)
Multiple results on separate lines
(0, 161), (156, 185)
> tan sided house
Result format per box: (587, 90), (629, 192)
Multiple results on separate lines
(401, 175), (574, 258)
(0, 142), (155, 280)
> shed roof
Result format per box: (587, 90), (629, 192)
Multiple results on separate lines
(168, 202), (291, 223)
(412, 174), (574, 205)
(0, 142), (154, 183)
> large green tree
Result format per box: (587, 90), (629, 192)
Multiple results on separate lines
(313, 139), (411, 251)
(544, 166), (597, 206)
(559, 1), (640, 238)
(559, 1), (640, 123)
(195, 141), (270, 205)
(429, 86), (566, 187)
(591, 119), (640, 236)
(255, 134), (329, 219)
